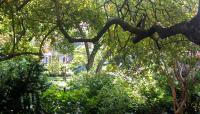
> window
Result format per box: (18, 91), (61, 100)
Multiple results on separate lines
(63, 56), (66, 63)
(61, 55), (73, 64)
(44, 56), (48, 64)
(42, 55), (52, 64)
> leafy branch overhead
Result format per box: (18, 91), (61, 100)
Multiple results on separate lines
(53, 0), (200, 46)
(0, 0), (200, 62)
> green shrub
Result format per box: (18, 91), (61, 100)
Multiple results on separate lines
(0, 58), (47, 113)
(41, 73), (172, 114)
(41, 73), (142, 113)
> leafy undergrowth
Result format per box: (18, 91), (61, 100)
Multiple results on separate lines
(41, 73), (171, 114)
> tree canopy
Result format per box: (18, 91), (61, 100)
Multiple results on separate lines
(1, 0), (200, 114)
(0, 0), (200, 61)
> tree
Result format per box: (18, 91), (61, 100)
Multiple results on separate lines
(1, 0), (200, 114)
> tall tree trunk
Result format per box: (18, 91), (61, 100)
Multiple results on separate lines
(96, 50), (111, 73)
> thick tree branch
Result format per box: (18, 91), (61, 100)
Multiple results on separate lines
(53, 0), (143, 43)
(76, 24), (90, 63)
(96, 50), (112, 73)
(132, 21), (188, 43)
(86, 43), (101, 71)
(0, 52), (42, 62)
(53, 0), (200, 46)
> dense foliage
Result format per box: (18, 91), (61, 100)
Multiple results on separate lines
(41, 73), (172, 114)
(0, 58), (46, 113)
(1, 0), (200, 114)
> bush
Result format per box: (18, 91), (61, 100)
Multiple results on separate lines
(0, 58), (47, 113)
(41, 73), (171, 114)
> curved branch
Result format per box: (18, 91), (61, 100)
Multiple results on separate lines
(39, 26), (57, 53)
(53, 0), (200, 46)
(53, 0), (143, 43)
(132, 21), (188, 43)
